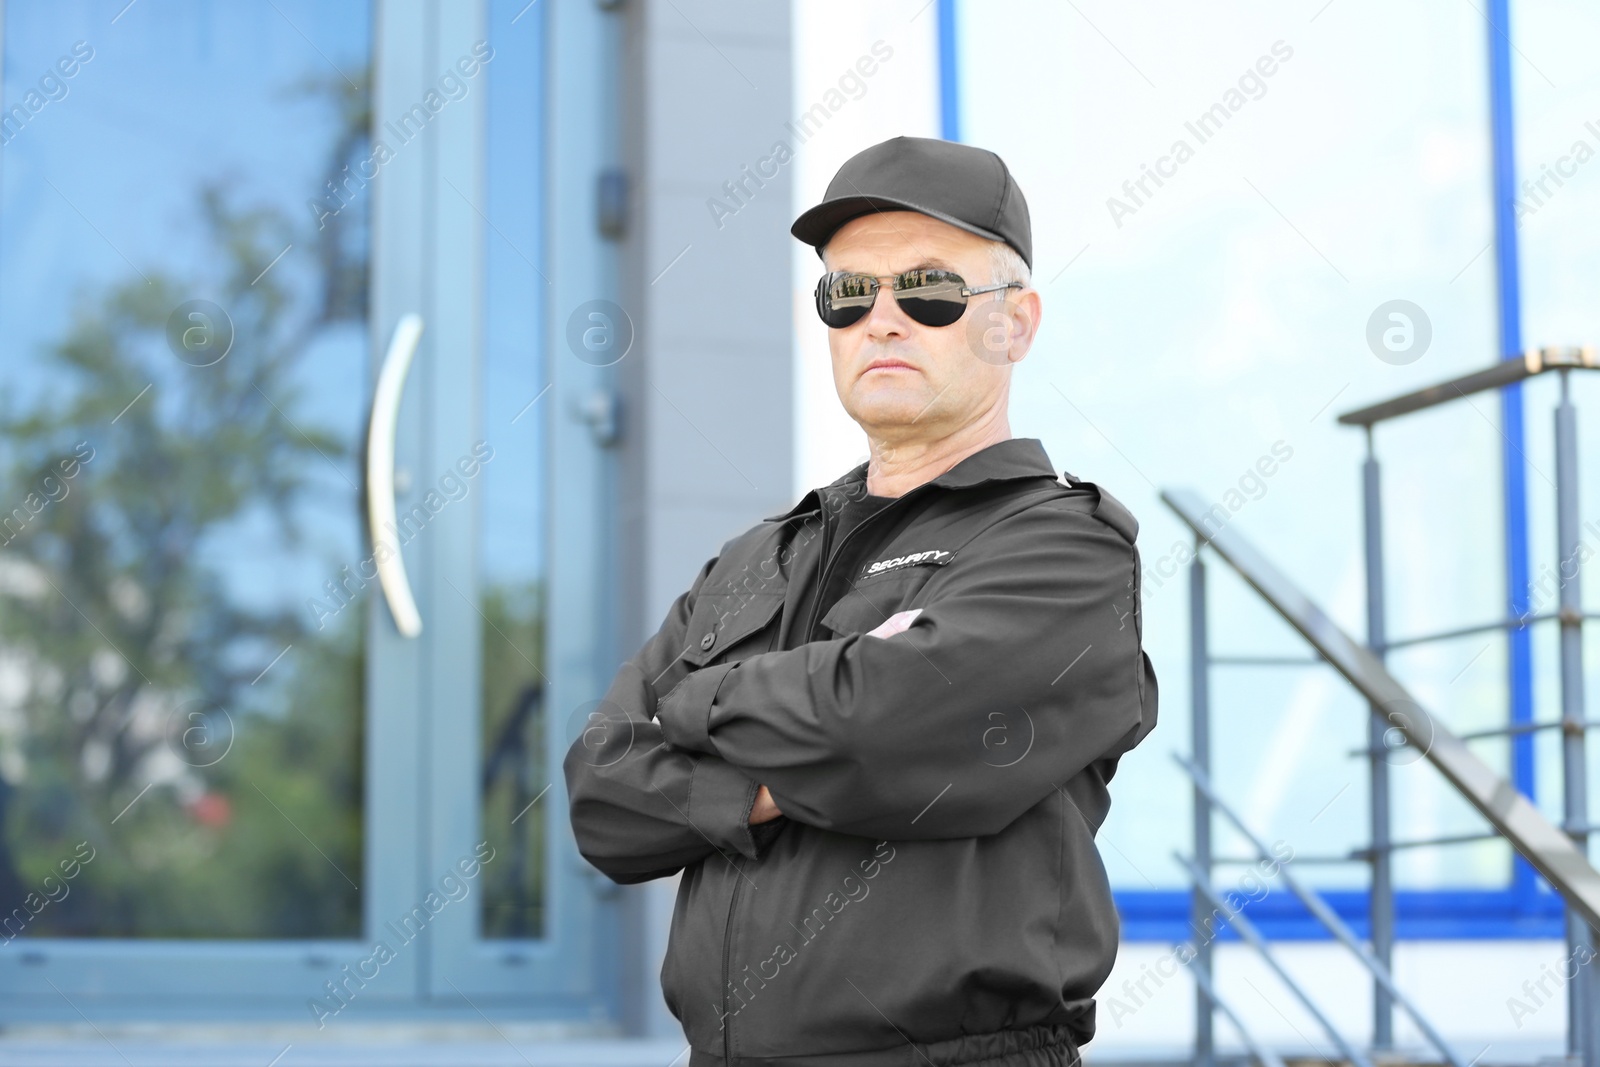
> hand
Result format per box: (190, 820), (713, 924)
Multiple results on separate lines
(749, 784), (783, 824)
(866, 607), (922, 639)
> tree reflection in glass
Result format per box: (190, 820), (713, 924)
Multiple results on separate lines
(0, 17), (371, 940)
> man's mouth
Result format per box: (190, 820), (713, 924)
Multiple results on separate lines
(864, 359), (917, 374)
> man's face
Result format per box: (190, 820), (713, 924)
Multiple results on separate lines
(821, 211), (1040, 448)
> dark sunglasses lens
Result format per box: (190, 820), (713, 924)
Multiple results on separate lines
(818, 272), (876, 328)
(893, 269), (967, 327)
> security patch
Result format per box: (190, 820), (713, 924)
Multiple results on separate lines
(859, 549), (952, 580)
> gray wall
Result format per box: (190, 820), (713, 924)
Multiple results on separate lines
(611, 0), (794, 1039)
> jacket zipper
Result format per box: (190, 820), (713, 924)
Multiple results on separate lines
(723, 489), (921, 1055)
(720, 852), (751, 1065)
(802, 483), (932, 641)
(718, 481), (935, 1060)
(801, 500), (835, 642)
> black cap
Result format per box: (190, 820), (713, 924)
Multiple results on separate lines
(791, 135), (1032, 270)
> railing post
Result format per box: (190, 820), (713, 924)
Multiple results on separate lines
(1362, 429), (1395, 1052)
(1552, 369), (1597, 1067)
(1190, 539), (1215, 1067)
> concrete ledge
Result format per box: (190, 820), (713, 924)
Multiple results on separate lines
(0, 1028), (689, 1067)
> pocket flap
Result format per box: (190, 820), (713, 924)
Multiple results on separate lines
(682, 590), (785, 667)
(818, 576), (926, 638)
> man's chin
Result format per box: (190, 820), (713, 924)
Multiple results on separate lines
(847, 389), (945, 434)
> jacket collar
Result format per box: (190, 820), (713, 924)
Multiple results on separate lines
(762, 437), (1060, 523)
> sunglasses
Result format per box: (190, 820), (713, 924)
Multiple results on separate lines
(814, 268), (1023, 329)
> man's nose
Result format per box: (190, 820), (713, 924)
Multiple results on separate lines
(862, 282), (909, 338)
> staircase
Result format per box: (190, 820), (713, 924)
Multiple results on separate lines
(1163, 348), (1600, 1067)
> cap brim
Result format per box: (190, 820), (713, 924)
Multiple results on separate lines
(790, 195), (1008, 259)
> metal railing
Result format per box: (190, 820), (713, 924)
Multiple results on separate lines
(1163, 345), (1600, 1067)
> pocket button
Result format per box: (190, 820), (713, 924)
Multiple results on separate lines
(700, 632), (716, 651)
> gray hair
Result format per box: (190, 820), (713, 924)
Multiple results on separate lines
(986, 240), (1031, 288)
(820, 236), (1031, 288)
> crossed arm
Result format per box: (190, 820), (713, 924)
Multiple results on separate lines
(562, 551), (795, 884)
(564, 505), (1154, 881)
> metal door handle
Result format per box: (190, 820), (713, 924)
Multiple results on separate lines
(367, 313), (425, 637)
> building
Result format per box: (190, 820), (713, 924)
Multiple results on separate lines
(0, 1), (1594, 1064)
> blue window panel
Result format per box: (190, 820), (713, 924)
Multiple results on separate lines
(1116, 888), (1566, 942)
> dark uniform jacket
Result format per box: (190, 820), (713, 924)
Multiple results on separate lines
(563, 437), (1158, 1067)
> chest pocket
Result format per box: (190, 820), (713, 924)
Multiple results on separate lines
(681, 589), (785, 668)
(818, 567), (937, 638)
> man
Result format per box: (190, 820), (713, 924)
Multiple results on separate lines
(564, 135), (1157, 1067)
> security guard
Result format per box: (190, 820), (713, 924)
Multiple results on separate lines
(565, 135), (1158, 1067)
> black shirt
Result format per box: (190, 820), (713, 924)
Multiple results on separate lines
(782, 486), (899, 645)
(836, 490), (898, 545)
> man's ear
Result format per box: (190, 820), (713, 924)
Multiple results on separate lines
(1004, 289), (1043, 365)
(964, 288), (1042, 367)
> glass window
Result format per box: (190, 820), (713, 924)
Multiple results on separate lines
(960, 0), (1503, 901)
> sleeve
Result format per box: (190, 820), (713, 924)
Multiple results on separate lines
(563, 551), (785, 884)
(655, 504), (1156, 841)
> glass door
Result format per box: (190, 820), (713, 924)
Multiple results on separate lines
(0, 0), (601, 1018)
(0, 0), (390, 1009)
(420, 0), (615, 1012)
